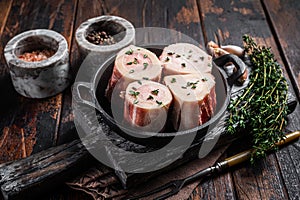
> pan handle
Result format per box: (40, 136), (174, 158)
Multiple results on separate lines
(72, 81), (98, 109)
(213, 54), (247, 86)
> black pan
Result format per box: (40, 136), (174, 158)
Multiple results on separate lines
(73, 45), (246, 147)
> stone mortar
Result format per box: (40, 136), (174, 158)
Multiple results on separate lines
(75, 15), (135, 60)
(4, 29), (71, 98)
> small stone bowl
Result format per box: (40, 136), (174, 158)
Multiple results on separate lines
(4, 29), (71, 98)
(75, 15), (135, 59)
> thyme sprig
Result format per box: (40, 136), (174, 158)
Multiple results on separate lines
(227, 35), (288, 163)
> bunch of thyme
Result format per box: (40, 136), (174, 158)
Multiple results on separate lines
(227, 35), (288, 163)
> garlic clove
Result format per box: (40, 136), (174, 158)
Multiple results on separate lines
(220, 45), (244, 57)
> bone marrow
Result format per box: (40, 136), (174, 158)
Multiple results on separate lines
(106, 45), (162, 100)
(160, 43), (213, 76)
(105, 43), (217, 132)
(164, 73), (216, 131)
(124, 80), (173, 132)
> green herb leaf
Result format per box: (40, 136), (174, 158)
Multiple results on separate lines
(186, 80), (199, 89)
(171, 78), (176, 83)
(151, 89), (159, 95)
(133, 99), (139, 104)
(147, 95), (154, 100)
(129, 69), (134, 74)
(227, 34), (288, 164)
(143, 54), (148, 58)
(143, 63), (148, 69)
(156, 100), (162, 105)
(129, 90), (140, 97)
(125, 49), (133, 55)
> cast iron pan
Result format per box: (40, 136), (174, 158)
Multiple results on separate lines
(73, 45), (246, 147)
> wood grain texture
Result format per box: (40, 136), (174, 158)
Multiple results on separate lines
(3, 87), (293, 200)
(104, 0), (144, 26)
(190, 153), (236, 200)
(190, 172), (236, 200)
(0, 0), (77, 162)
(263, 0), (300, 99)
(57, 0), (103, 145)
(231, 153), (288, 200)
(0, 0), (13, 82)
(198, 0), (300, 199)
(275, 107), (300, 200)
(0, 0), (17, 134)
(0, 140), (94, 200)
(0, 1), (299, 200)
(104, 0), (205, 48)
(0, 0), (12, 39)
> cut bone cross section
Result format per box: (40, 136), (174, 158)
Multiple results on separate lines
(160, 43), (212, 76)
(106, 45), (162, 100)
(164, 73), (216, 131)
(124, 80), (173, 132)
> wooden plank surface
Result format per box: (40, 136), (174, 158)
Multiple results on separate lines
(0, 0), (13, 39)
(57, 0), (103, 145)
(231, 154), (288, 200)
(190, 153), (236, 200)
(0, 0), (77, 160)
(197, 0), (300, 199)
(104, 0), (205, 47)
(0, 0), (299, 200)
(262, 1), (300, 199)
(263, 0), (300, 99)
(275, 107), (300, 200)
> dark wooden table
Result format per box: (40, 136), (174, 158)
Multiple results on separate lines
(0, 0), (299, 199)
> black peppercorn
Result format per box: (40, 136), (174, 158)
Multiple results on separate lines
(86, 30), (116, 45)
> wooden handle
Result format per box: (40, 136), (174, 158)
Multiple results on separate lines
(225, 131), (300, 167)
(276, 131), (300, 146)
(225, 150), (252, 167)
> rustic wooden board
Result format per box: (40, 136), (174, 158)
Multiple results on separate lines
(0, 1), (12, 35)
(275, 107), (300, 200)
(0, 0), (19, 142)
(198, 0), (300, 199)
(261, 1), (300, 199)
(0, 0), (77, 161)
(190, 152), (236, 200)
(0, 0), (13, 75)
(105, 0), (205, 47)
(57, 0), (105, 145)
(231, 154), (289, 199)
(263, 0), (300, 98)
(0, 1), (299, 200)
